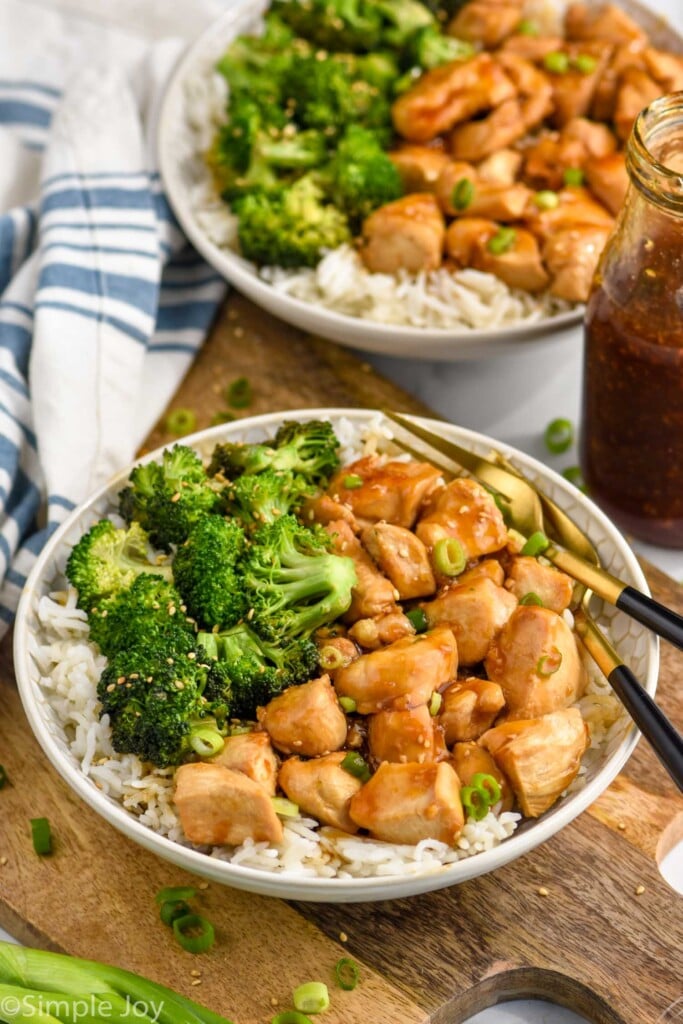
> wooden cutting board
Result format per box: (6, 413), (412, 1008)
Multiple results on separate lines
(1, 294), (681, 1024)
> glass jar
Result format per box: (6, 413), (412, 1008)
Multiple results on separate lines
(580, 92), (683, 548)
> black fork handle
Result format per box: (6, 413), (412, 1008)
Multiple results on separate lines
(617, 587), (683, 652)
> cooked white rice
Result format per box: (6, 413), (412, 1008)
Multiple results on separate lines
(32, 418), (625, 880)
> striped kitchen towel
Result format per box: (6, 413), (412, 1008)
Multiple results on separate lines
(0, 1), (228, 632)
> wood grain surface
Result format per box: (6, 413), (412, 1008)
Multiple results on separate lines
(1, 294), (681, 1024)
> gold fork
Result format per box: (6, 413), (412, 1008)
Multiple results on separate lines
(384, 410), (683, 790)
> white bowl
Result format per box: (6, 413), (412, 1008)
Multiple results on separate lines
(14, 410), (658, 902)
(156, 0), (582, 361)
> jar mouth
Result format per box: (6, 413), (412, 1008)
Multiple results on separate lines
(628, 91), (683, 214)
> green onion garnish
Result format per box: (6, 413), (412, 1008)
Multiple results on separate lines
(460, 785), (490, 821)
(544, 417), (574, 454)
(210, 410), (236, 426)
(0, 765), (7, 789)
(543, 50), (570, 74)
(160, 899), (193, 927)
(433, 536), (466, 576)
(293, 982), (330, 1014)
(155, 885), (197, 905)
(452, 177), (475, 211)
(520, 592), (544, 606)
(30, 817), (52, 856)
(563, 167), (584, 187)
(520, 531), (550, 557)
(343, 474), (363, 489)
(534, 190), (559, 211)
(226, 376), (252, 409)
(165, 408), (197, 437)
(271, 797), (300, 818)
(318, 645), (346, 671)
(562, 465), (586, 491)
(172, 913), (215, 954)
(272, 1013), (314, 1024)
(517, 17), (538, 34)
(189, 727), (225, 758)
(334, 957), (360, 991)
(429, 691), (442, 716)
(537, 647), (563, 676)
(340, 751), (371, 783)
(470, 772), (502, 805)
(339, 696), (357, 713)
(406, 607), (428, 633)
(573, 53), (597, 73)
(487, 227), (517, 255)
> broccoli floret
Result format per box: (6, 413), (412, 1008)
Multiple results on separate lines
(98, 643), (224, 768)
(215, 13), (306, 108)
(355, 52), (400, 92)
(118, 445), (225, 551)
(172, 516), (247, 630)
(225, 468), (314, 528)
(272, 0), (385, 51)
(236, 174), (351, 268)
(326, 124), (403, 227)
(241, 515), (357, 643)
(406, 25), (474, 70)
(209, 419), (340, 485)
(199, 624), (318, 720)
(282, 56), (393, 141)
(66, 520), (173, 613)
(374, 0), (435, 48)
(87, 575), (196, 659)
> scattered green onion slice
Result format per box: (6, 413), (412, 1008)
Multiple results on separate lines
(534, 190), (559, 211)
(520, 592), (544, 606)
(433, 537), (466, 576)
(30, 817), (52, 855)
(487, 227), (517, 255)
(271, 797), (300, 818)
(172, 913), (215, 954)
(226, 376), (252, 409)
(0, 765), (7, 789)
(544, 417), (574, 455)
(155, 886), (197, 905)
(210, 410), (235, 426)
(562, 465), (586, 491)
(319, 644), (346, 671)
(272, 1014), (314, 1024)
(340, 751), (371, 783)
(406, 606), (428, 633)
(537, 647), (563, 676)
(460, 785), (490, 821)
(470, 772), (502, 805)
(189, 727), (225, 758)
(563, 167), (584, 186)
(339, 696), (357, 714)
(573, 53), (597, 73)
(343, 474), (363, 489)
(334, 957), (360, 991)
(452, 177), (475, 211)
(429, 691), (442, 717)
(293, 982), (330, 1015)
(517, 17), (538, 34)
(160, 899), (192, 927)
(165, 408), (197, 437)
(543, 50), (570, 73)
(520, 531), (550, 557)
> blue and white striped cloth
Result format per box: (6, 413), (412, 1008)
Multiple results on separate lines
(0, 4), (228, 632)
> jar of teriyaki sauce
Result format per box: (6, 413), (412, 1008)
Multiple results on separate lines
(581, 92), (683, 548)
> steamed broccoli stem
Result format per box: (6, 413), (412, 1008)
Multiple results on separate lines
(327, 124), (403, 227)
(408, 25), (474, 70)
(88, 575), (196, 659)
(172, 516), (247, 630)
(209, 419), (340, 484)
(66, 520), (173, 613)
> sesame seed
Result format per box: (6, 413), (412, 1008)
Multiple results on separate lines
(537, 886), (549, 897)
(176, 681), (185, 689)
(171, 492), (181, 503)
(635, 884), (645, 895)
(167, 657), (175, 665)
(191, 979), (202, 987)
(617, 822), (626, 830)
(0, 856), (8, 866)
(339, 931), (348, 943)
(270, 998), (278, 1007)
(117, 676), (126, 684)
(106, 683), (116, 693)
(168, 605), (177, 616)
(198, 881), (209, 890)
(129, 673), (139, 680)
(190, 970), (202, 978)
(247, 608), (255, 621)
(233, 327), (244, 338)
(188, 652), (196, 660)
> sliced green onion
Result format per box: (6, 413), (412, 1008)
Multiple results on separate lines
(429, 691), (442, 716)
(160, 899), (192, 927)
(340, 751), (371, 783)
(272, 1014), (314, 1024)
(470, 772), (502, 805)
(406, 607), (428, 633)
(517, 17), (538, 34)
(165, 408), (197, 437)
(0, 765), (7, 789)
(534, 190), (559, 211)
(460, 785), (490, 821)
(573, 53), (597, 73)
(339, 696), (357, 713)
(544, 417), (574, 455)
(155, 885), (197, 905)
(334, 957), (360, 991)
(30, 817), (52, 855)
(172, 913), (215, 954)
(537, 647), (563, 676)
(433, 536), (466, 576)
(343, 473), (363, 489)
(520, 531), (550, 557)
(210, 410), (235, 426)
(563, 167), (584, 187)
(226, 376), (252, 409)
(543, 50), (570, 73)
(189, 727), (225, 758)
(562, 465), (587, 492)
(271, 797), (300, 818)
(486, 227), (517, 255)
(452, 177), (475, 211)
(293, 982), (330, 1014)
(318, 645), (346, 671)
(520, 592), (544, 606)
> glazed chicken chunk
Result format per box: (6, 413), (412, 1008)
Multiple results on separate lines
(389, 145), (452, 193)
(327, 455), (442, 530)
(210, 730), (279, 795)
(259, 675), (347, 757)
(278, 752), (364, 833)
(367, 704), (443, 765)
(543, 223), (613, 302)
(417, 477), (509, 561)
(362, 522), (436, 600)
(451, 742), (514, 812)
(349, 761), (465, 845)
(326, 518), (397, 622)
(439, 677), (506, 745)
(504, 556), (574, 614)
(174, 762), (283, 846)
(446, 0), (523, 48)
(360, 193), (445, 274)
(481, 707), (589, 817)
(422, 576), (518, 665)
